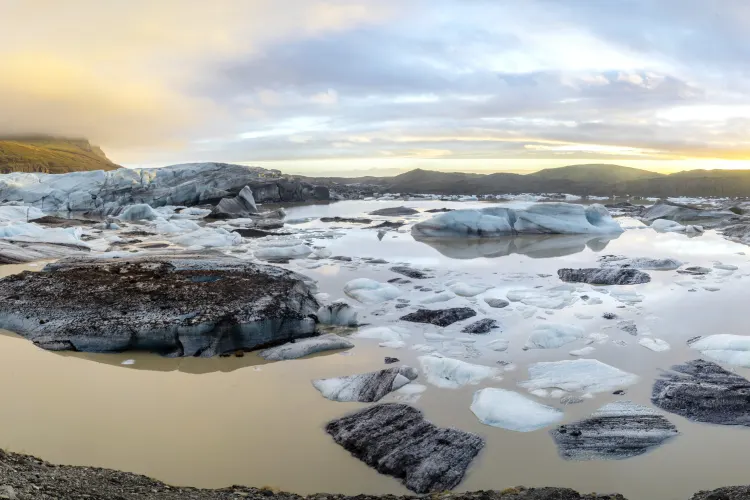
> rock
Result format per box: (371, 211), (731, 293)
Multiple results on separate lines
(520, 359), (639, 395)
(461, 318), (498, 334)
(525, 324), (585, 349)
(418, 355), (499, 388)
(603, 312), (618, 320)
(118, 204), (159, 221)
(259, 334), (353, 361)
(344, 278), (401, 304)
(692, 486), (750, 500)
(389, 266), (432, 279)
(208, 186), (258, 219)
(557, 268), (651, 285)
(316, 300), (358, 326)
(652, 359), (750, 426)
(411, 203), (623, 238)
(484, 297), (510, 308)
(324, 403), (484, 493)
(617, 320), (638, 335)
(0, 163), (328, 213)
(677, 266), (711, 275)
(689, 334), (750, 367)
(312, 366), (418, 402)
(232, 228), (288, 238)
(400, 307), (476, 327)
(319, 217), (372, 224)
(471, 388), (563, 432)
(550, 401), (678, 460)
(0, 254), (319, 356)
(384, 357), (400, 364)
(641, 200), (734, 225)
(424, 207), (454, 213)
(600, 256), (682, 271)
(331, 255), (352, 262)
(368, 206), (419, 216)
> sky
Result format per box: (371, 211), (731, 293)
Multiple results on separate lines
(2, 0), (750, 176)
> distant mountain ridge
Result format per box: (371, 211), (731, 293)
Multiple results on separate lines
(0, 135), (119, 174)
(305, 164), (750, 198)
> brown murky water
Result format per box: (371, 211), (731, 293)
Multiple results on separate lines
(2, 213), (750, 499)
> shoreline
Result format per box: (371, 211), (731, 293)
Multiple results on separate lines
(0, 448), (745, 500)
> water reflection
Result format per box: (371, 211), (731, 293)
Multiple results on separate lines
(412, 233), (618, 259)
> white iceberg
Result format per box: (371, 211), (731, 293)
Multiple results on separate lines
(344, 278), (401, 304)
(690, 334), (750, 367)
(0, 205), (44, 222)
(412, 203), (623, 238)
(351, 326), (410, 343)
(169, 227), (242, 248)
(316, 300), (358, 326)
(570, 346), (596, 356)
(525, 324), (585, 349)
(254, 242), (312, 260)
(449, 282), (493, 297)
(470, 388), (564, 432)
(418, 355), (499, 389)
(419, 291), (456, 304)
(520, 359), (638, 395)
(259, 334), (353, 361)
(651, 219), (686, 232)
(507, 285), (578, 310)
(486, 339), (510, 352)
(118, 204), (160, 221)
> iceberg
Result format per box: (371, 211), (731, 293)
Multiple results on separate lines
(638, 337), (671, 352)
(316, 300), (358, 326)
(344, 278), (401, 304)
(471, 388), (563, 432)
(259, 334), (353, 361)
(118, 204), (159, 221)
(689, 334), (750, 367)
(312, 366), (418, 402)
(351, 326), (410, 342)
(520, 359), (638, 395)
(507, 285), (578, 309)
(0, 205), (45, 222)
(525, 324), (585, 349)
(418, 355), (499, 389)
(412, 203), (623, 238)
(170, 227), (242, 248)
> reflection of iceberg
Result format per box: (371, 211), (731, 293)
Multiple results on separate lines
(412, 233), (618, 259)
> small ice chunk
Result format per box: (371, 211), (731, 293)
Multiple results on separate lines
(714, 263), (738, 271)
(352, 326), (410, 343)
(638, 337), (671, 352)
(255, 243), (312, 260)
(651, 219), (685, 232)
(119, 204), (159, 221)
(569, 346), (596, 356)
(610, 289), (644, 304)
(312, 366), (418, 402)
(418, 355), (499, 389)
(486, 339), (510, 352)
(575, 313), (594, 320)
(424, 332), (450, 342)
(393, 383), (427, 402)
(507, 285), (578, 310)
(586, 333), (609, 345)
(121, 359), (135, 366)
(380, 340), (406, 349)
(344, 278), (401, 304)
(449, 282), (493, 297)
(420, 291), (456, 304)
(317, 300), (358, 326)
(410, 343), (436, 353)
(470, 388), (563, 432)
(520, 359), (638, 395)
(525, 324), (585, 349)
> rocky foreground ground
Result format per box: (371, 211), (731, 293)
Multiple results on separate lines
(0, 449), (746, 500)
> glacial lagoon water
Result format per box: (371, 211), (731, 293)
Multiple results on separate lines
(0, 199), (749, 500)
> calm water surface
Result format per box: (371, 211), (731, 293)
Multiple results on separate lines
(0, 200), (749, 500)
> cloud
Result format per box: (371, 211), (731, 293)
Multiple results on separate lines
(3, 0), (749, 169)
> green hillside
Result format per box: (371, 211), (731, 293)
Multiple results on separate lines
(0, 135), (119, 174)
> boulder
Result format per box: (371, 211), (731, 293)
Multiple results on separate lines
(0, 254), (319, 356)
(208, 186), (258, 219)
(651, 359), (750, 426)
(400, 307), (476, 327)
(324, 403), (484, 493)
(368, 206), (419, 216)
(557, 268), (651, 285)
(550, 401), (678, 460)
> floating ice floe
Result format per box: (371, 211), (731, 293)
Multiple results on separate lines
(259, 334), (354, 361)
(152, 219), (202, 234)
(344, 278), (401, 304)
(418, 355), (499, 389)
(0, 205), (45, 222)
(317, 300), (358, 326)
(585, 333), (609, 345)
(380, 340), (406, 349)
(254, 240), (313, 260)
(420, 291), (456, 304)
(0, 222), (87, 247)
(638, 337), (671, 352)
(714, 263), (738, 271)
(525, 324), (585, 349)
(312, 366), (418, 402)
(570, 346), (596, 356)
(351, 326), (410, 343)
(470, 388), (563, 432)
(118, 204), (159, 221)
(601, 256), (682, 271)
(449, 282), (493, 297)
(689, 334), (750, 367)
(507, 284), (578, 309)
(610, 289), (644, 304)
(651, 219), (686, 232)
(485, 339), (510, 352)
(520, 359), (638, 395)
(170, 227), (242, 248)
(393, 383), (427, 402)
(411, 203), (623, 238)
